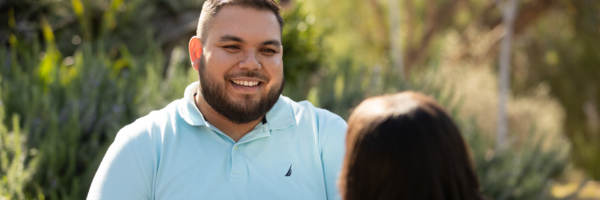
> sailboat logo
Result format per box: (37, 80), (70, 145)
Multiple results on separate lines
(285, 165), (292, 177)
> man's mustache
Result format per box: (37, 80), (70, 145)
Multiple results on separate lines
(224, 71), (270, 82)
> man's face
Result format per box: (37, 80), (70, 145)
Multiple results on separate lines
(198, 6), (284, 124)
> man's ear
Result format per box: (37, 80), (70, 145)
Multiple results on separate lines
(189, 36), (203, 72)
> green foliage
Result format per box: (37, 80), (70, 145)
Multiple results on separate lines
(301, 58), (569, 199)
(0, 0), (204, 56)
(2, 43), (112, 198)
(0, 0), (203, 198)
(467, 127), (568, 200)
(514, 0), (600, 179)
(0, 89), (42, 199)
(0, 22), (172, 200)
(280, 2), (325, 100)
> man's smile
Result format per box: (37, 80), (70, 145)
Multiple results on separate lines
(229, 78), (264, 94)
(231, 80), (260, 86)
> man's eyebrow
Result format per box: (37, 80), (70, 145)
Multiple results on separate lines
(220, 35), (244, 43)
(262, 40), (281, 47)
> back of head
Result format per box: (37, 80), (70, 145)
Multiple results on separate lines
(340, 91), (483, 200)
(197, 0), (284, 43)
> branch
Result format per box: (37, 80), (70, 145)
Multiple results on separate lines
(492, 0), (503, 10)
(405, 0), (460, 69)
(367, 0), (390, 48)
(453, 0), (557, 62)
(155, 11), (201, 45)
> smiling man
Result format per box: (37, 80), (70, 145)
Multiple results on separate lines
(87, 0), (347, 200)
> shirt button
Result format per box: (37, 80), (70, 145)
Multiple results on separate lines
(234, 146), (238, 150)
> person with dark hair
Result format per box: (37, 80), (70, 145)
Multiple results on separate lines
(88, 0), (347, 199)
(340, 91), (484, 200)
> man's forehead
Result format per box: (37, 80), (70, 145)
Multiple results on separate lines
(207, 5), (281, 43)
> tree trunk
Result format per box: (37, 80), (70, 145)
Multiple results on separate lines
(388, 0), (404, 79)
(496, 0), (518, 149)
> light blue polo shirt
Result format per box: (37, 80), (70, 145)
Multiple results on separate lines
(87, 82), (347, 200)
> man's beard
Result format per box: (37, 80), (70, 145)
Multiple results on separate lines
(198, 55), (284, 124)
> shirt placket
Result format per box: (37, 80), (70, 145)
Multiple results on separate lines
(232, 124), (272, 180)
(230, 142), (246, 180)
(207, 123), (271, 181)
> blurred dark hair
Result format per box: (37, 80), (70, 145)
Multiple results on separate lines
(340, 91), (484, 200)
(197, 0), (284, 43)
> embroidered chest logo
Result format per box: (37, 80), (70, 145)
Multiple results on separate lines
(285, 165), (292, 177)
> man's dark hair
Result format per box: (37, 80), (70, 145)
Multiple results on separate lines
(340, 91), (484, 200)
(197, 0), (284, 43)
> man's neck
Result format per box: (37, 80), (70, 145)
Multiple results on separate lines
(194, 93), (262, 142)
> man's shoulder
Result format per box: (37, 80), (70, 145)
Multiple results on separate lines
(115, 99), (182, 141)
(279, 96), (347, 154)
(279, 96), (346, 127)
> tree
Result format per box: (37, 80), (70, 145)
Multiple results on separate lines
(493, 0), (519, 149)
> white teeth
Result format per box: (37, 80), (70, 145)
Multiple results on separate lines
(232, 80), (259, 86)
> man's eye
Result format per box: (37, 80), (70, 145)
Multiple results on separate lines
(262, 49), (276, 53)
(224, 45), (240, 50)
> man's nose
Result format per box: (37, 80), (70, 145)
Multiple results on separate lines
(238, 51), (261, 71)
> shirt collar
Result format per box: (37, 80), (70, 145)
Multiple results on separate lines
(264, 94), (294, 130)
(177, 82), (208, 126)
(177, 82), (294, 130)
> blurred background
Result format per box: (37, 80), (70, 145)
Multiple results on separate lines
(0, 0), (599, 199)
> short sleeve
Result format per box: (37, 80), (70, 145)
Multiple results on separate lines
(87, 124), (156, 200)
(320, 117), (347, 200)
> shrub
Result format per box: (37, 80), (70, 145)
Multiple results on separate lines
(0, 86), (42, 199)
(0, 24), (168, 198)
(303, 61), (569, 200)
